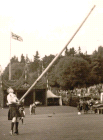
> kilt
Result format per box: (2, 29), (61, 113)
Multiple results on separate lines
(8, 104), (21, 120)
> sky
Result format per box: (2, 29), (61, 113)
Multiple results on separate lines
(0, 0), (103, 71)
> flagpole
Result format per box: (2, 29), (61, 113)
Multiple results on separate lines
(9, 31), (11, 80)
(8, 32), (23, 80)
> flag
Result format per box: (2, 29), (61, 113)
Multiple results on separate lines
(11, 32), (23, 41)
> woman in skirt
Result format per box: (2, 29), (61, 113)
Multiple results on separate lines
(7, 87), (21, 136)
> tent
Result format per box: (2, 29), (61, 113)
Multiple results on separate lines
(47, 90), (62, 106)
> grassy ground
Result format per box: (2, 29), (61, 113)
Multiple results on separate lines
(0, 106), (103, 140)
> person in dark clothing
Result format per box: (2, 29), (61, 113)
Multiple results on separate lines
(77, 99), (83, 115)
(83, 100), (89, 114)
(19, 99), (25, 124)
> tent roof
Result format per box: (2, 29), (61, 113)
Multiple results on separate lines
(47, 90), (60, 98)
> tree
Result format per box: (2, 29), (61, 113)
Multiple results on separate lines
(20, 54), (25, 63)
(98, 46), (103, 55)
(78, 46), (82, 54)
(54, 56), (90, 89)
(42, 54), (55, 69)
(25, 54), (30, 64)
(3, 63), (25, 80)
(11, 55), (19, 64)
(90, 46), (103, 84)
(29, 51), (40, 72)
(65, 47), (76, 57)
(48, 69), (59, 87)
(11, 63), (25, 80)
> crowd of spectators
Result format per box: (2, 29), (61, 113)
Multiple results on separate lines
(51, 83), (103, 106)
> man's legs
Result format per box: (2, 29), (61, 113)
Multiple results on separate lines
(14, 117), (19, 135)
(10, 122), (14, 135)
(10, 117), (16, 135)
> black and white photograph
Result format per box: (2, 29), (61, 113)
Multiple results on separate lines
(0, 0), (103, 139)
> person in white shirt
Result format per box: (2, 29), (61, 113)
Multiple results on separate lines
(29, 103), (36, 115)
(7, 87), (21, 136)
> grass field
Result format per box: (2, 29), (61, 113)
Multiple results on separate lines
(0, 106), (103, 140)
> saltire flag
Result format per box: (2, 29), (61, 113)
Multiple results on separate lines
(11, 32), (23, 41)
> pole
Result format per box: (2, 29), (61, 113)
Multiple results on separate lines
(9, 31), (11, 80)
(20, 5), (96, 102)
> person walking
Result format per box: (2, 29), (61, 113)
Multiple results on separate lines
(7, 87), (21, 136)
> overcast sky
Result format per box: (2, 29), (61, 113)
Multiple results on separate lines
(0, 0), (103, 71)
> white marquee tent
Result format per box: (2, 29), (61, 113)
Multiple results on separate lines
(47, 90), (62, 106)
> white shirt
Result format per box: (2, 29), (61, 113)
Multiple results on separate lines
(7, 93), (19, 104)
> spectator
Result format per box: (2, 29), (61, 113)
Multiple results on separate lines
(77, 99), (83, 115)
(29, 103), (36, 115)
(19, 99), (25, 124)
